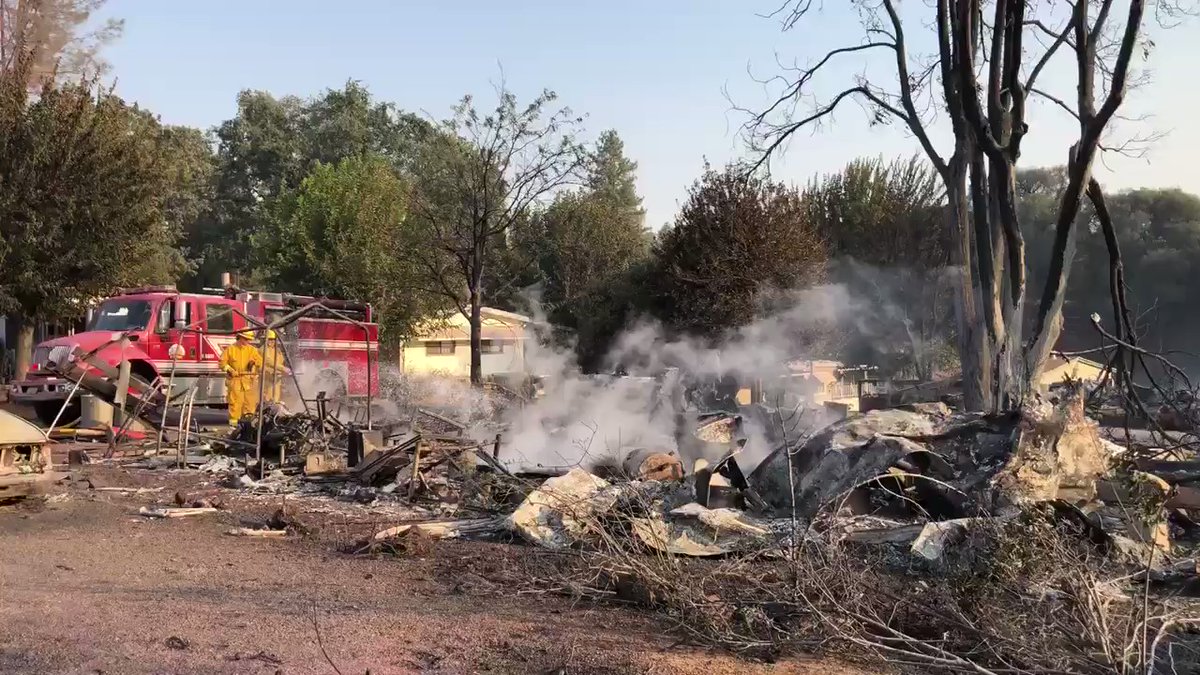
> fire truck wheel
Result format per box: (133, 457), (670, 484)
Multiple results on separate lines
(33, 400), (81, 427)
(129, 361), (159, 389)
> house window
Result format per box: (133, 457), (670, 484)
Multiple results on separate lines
(205, 304), (234, 332)
(425, 341), (456, 356)
(480, 339), (504, 354)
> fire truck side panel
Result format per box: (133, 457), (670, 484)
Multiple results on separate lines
(291, 319), (380, 397)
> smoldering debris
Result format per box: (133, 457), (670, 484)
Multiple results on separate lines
(84, 357), (1200, 671)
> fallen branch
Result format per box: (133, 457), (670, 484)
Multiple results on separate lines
(93, 486), (163, 494)
(416, 408), (466, 430)
(310, 601), (344, 675)
(225, 528), (288, 538)
(372, 516), (506, 541)
(138, 506), (219, 518)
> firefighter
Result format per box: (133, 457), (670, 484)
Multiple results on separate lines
(261, 329), (288, 405)
(218, 330), (263, 426)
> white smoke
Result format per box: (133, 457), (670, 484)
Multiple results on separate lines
(497, 283), (867, 472)
(378, 263), (954, 474)
(602, 283), (859, 380)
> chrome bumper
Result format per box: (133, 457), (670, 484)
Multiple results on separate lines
(9, 377), (70, 402)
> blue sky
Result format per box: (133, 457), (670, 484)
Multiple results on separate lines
(98, 1), (1200, 229)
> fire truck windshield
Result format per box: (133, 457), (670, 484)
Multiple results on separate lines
(88, 299), (154, 332)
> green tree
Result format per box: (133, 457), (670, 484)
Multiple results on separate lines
(803, 156), (954, 380)
(586, 129), (642, 210)
(256, 154), (442, 340)
(143, 123), (215, 283)
(651, 163), (826, 337)
(0, 66), (182, 377)
(192, 90), (304, 285)
(1019, 173), (1200, 378)
(518, 130), (651, 362)
(194, 81), (431, 287)
(410, 86), (585, 385)
(301, 81), (432, 172)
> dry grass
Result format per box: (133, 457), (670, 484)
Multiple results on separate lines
(535, 501), (1200, 674)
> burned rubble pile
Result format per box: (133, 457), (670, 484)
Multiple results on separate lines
(65, 346), (1200, 670)
(482, 387), (1200, 672)
(180, 381), (1191, 573)
(39, 348), (1200, 673)
(464, 387), (1191, 563)
(183, 407), (502, 505)
(144, 378), (1200, 571)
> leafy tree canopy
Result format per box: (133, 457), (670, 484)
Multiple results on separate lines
(651, 163), (826, 338)
(0, 80), (183, 325)
(189, 81), (432, 288)
(255, 154), (444, 339)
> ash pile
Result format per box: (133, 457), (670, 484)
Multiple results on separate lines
(209, 377), (1200, 570)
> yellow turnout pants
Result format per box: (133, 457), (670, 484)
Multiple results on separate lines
(226, 376), (259, 425)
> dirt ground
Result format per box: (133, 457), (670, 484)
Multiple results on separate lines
(0, 460), (864, 674)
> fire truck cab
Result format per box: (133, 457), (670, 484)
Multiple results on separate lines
(10, 285), (380, 425)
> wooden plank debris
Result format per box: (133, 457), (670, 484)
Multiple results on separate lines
(842, 523), (928, 545)
(352, 433), (420, 485)
(416, 408), (466, 431)
(94, 486), (163, 494)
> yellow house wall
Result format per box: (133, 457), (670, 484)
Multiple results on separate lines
(402, 346), (470, 377)
(1039, 359), (1105, 386)
(401, 309), (531, 379)
(401, 339), (527, 379)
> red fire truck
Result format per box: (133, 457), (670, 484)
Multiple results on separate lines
(10, 285), (380, 424)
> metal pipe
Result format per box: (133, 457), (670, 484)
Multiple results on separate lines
(365, 322), (372, 430)
(182, 389), (197, 457)
(282, 295), (370, 313)
(158, 342), (181, 462)
(255, 332), (266, 471)
(114, 383), (155, 447)
(176, 388), (190, 460)
(113, 355), (131, 425)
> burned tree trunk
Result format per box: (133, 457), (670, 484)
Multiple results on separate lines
(469, 236), (484, 387)
(13, 318), (33, 381)
(744, 0), (1152, 412)
(1089, 178), (1134, 385)
(946, 166), (990, 411)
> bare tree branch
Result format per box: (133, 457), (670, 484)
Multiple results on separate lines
(746, 86), (909, 172)
(1031, 86), (1080, 120)
(1025, 15), (1077, 92)
(881, 0), (949, 179)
